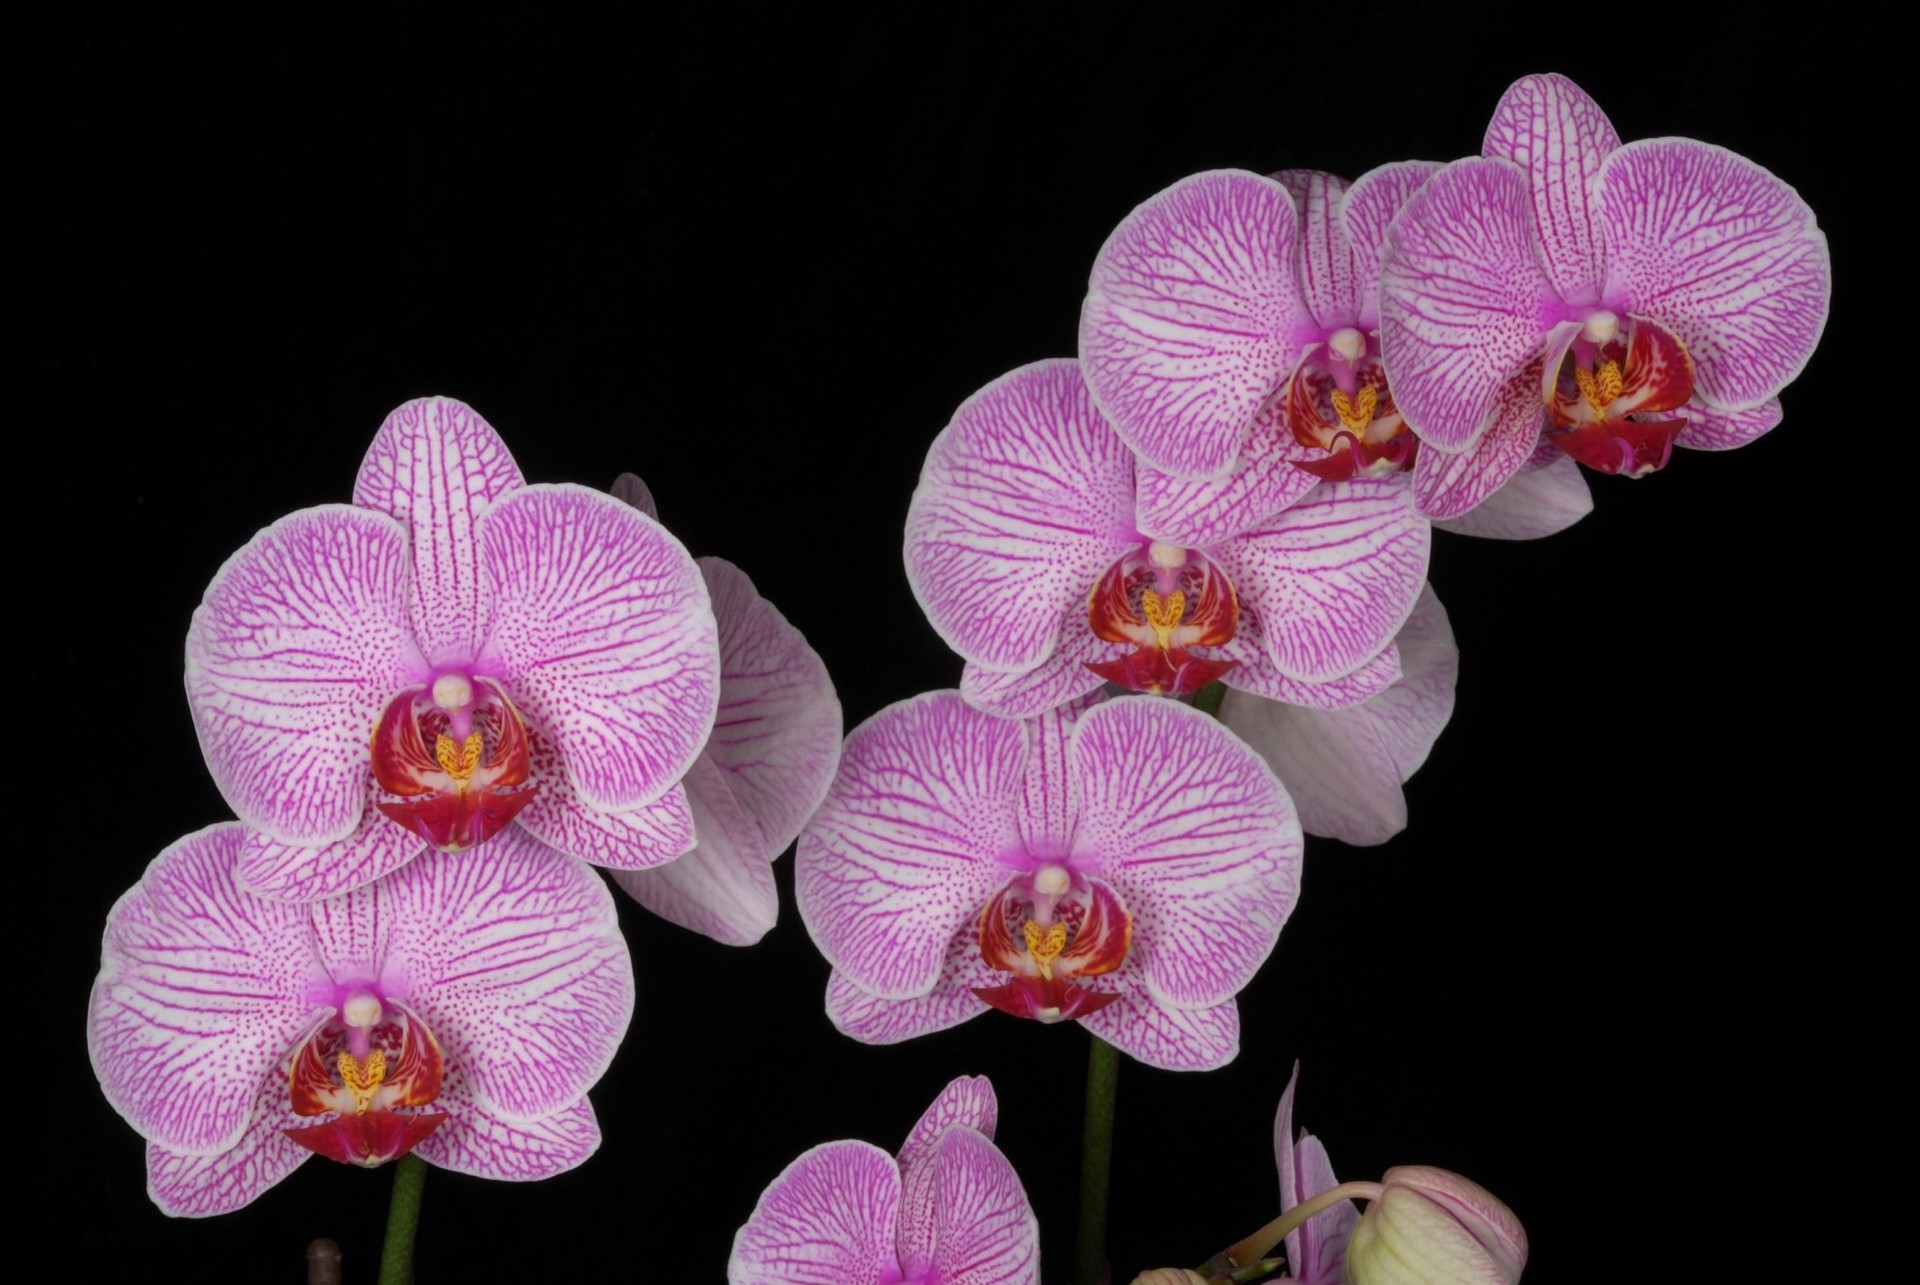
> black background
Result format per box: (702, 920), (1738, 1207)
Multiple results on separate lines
(27, 6), (1885, 1281)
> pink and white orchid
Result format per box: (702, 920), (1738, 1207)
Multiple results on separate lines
(600, 474), (843, 945)
(186, 396), (721, 902)
(798, 691), (1302, 1071)
(1381, 73), (1829, 479)
(1079, 165), (1593, 535)
(88, 822), (631, 1215)
(729, 1075), (1038, 1285)
(905, 359), (1428, 716)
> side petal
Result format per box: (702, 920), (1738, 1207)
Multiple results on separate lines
(412, 1067), (600, 1181)
(383, 830), (633, 1122)
(1210, 477), (1430, 683)
(931, 1127), (1042, 1285)
(797, 692), (1027, 1000)
(1078, 992), (1240, 1072)
(1379, 157), (1560, 452)
(905, 359), (1136, 672)
(1080, 170), (1317, 478)
(1273, 169), (1359, 332)
(185, 504), (420, 845)
(959, 629), (1110, 721)
(1481, 72), (1620, 304)
(1069, 699), (1302, 1009)
(1434, 453), (1592, 541)
(1411, 362), (1545, 521)
(235, 783), (427, 904)
(1598, 138), (1830, 410)
(90, 824), (324, 1155)
(610, 471), (659, 520)
(479, 484), (719, 813)
(1133, 399), (1322, 547)
(610, 753), (780, 946)
(728, 1140), (903, 1285)
(515, 724), (697, 871)
(145, 1078), (309, 1218)
(1677, 397), (1783, 451)
(1342, 160), (1444, 330)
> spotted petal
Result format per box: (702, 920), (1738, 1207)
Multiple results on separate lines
(905, 359), (1136, 672)
(1209, 477), (1430, 683)
(90, 824), (325, 1156)
(479, 483), (718, 813)
(1434, 453), (1592, 540)
(1678, 397), (1783, 451)
(797, 693), (1026, 1000)
(144, 1078), (310, 1217)
(1482, 73), (1620, 305)
(1132, 399), (1321, 547)
(235, 780), (427, 903)
(729, 1141), (903, 1285)
(1069, 699), (1301, 1009)
(515, 724), (697, 870)
(1380, 157), (1562, 452)
(376, 831), (633, 1122)
(1411, 360), (1546, 521)
(1598, 138), (1830, 411)
(611, 753), (780, 945)
(354, 396), (526, 664)
(185, 504), (421, 845)
(1078, 991), (1240, 1072)
(413, 1066), (600, 1181)
(1081, 170), (1319, 478)
(1342, 161), (1444, 329)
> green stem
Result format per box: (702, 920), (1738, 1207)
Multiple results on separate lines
(1191, 679), (1227, 719)
(377, 1153), (429, 1285)
(1075, 1032), (1122, 1285)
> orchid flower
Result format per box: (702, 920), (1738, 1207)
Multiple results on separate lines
(88, 822), (631, 1215)
(185, 396), (720, 902)
(1381, 73), (1829, 479)
(1079, 166), (1592, 535)
(1220, 584), (1456, 846)
(906, 359), (1428, 716)
(798, 690), (1301, 1071)
(729, 1075), (1039, 1285)
(600, 474), (843, 945)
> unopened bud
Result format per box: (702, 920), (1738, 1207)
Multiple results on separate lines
(1346, 1165), (1527, 1284)
(1128, 1272), (1209, 1285)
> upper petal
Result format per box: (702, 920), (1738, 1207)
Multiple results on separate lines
(1341, 160), (1444, 330)
(90, 824), (325, 1155)
(1379, 157), (1561, 452)
(1077, 991), (1240, 1072)
(1133, 398), (1322, 547)
(930, 1127), (1042, 1285)
(1273, 169), (1359, 332)
(412, 1065), (600, 1181)
(905, 359), (1136, 672)
(1481, 72), (1621, 305)
(729, 1140), (903, 1285)
(1068, 699), (1302, 1009)
(610, 752), (780, 946)
(1433, 451), (1591, 540)
(1597, 138), (1830, 411)
(796, 692), (1027, 1000)
(901, 1075), (1000, 1165)
(354, 396), (526, 664)
(144, 1076), (309, 1217)
(479, 483), (719, 813)
(1080, 170), (1318, 478)
(185, 504), (421, 845)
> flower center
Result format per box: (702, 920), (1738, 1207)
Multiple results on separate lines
(1083, 544), (1239, 696)
(1545, 312), (1696, 477)
(1285, 334), (1416, 481)
(370, 673), (539, 852)
(971, 864), (1132, 1023)
(283, 989), (448, 1168)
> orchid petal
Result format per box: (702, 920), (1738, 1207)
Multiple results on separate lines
(610, 753), (780, 946)
(728, 1140), (902, 1285)
(1360, 585), (1458, 781)
(90, 824), (324, 1155)
(825, 928), (990, 1045)
(797, 693), (1026, 1000)
(1078, 991), (1240, 1071)
(1220, 687), (1404, 846)
(412, 1068), (600, 1181)
(379, 831), (633, 1122)
(1379, 157), (1560, 452)
(1133, 400), (1321, 547)
(1019, 700), (1090, 861)
(1080, 170), (1317, 477)
(515, 723), (697, 870)
(1677, 397), (1783, 451)
(1276, 1065), (1358, 1285)
(896, 1078), (1005, 1275)
(610, 470), (659, 520)
(1209, 477), (1429, 683)
(354, 395), (526, 663)
(235, 779), (427, 903)
(1434, 453), (1591, 540)
(1218, 631), (1402, 710)
(1412, 361), (1546, 520)
(185, 504), (419, 845)
(1273, 169), (1359, 332)
(479, 483), (719, 813)
(931, 1127), (1042, 1285)
(1597, 138), (1830, 410)
(1069, 699), (1301, 1009)
(905, 359), (1135, 672)
(1482, 73), (1620, 304)
(1342, 161), (1443, 329)
(959, 628), (1109, 720)
(144, 1079), (308, 1218)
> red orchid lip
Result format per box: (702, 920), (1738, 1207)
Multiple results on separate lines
(1084, 545), (1238, 696)
(371, 676), (539, 851)
(1545, 315), (1695, 477)
(973, 872), (1132, 1023)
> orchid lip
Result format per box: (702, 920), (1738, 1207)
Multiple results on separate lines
(371, 675), (539, 851)
(972, 869), (1132, 1023)
(1084, 542), (1239, 696)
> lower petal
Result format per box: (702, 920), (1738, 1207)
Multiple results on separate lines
(1133, 400), (1322, 548)
(236, 790), (427, 903)
(144, 1080), (309, 1218)
(1077, 991), (1241, 1072)
(1676, 397), (1783, 451)
(1219, 691), (1405, 846)
(412, 1071), (601, 1182)
(960, 628), (1111, 720)
(610, 754), (780, 946)
(1433, 454), (1592, 541)
(729, 1141), (903, 1285)
(514, 725), (696, 870)
(1218, 625), (1402, 711)
(825, 925), (991, 1046)
(1411, 362), (1544, 521)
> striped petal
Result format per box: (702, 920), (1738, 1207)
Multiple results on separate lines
(515, 723), (697, 870)
(929, 1127), (1042, 1285)
(1482, 73), (1620, 305)
(611, 753), (780, 945)
(1218, 631), (1402, 710)
(1433, 454), (1592, 540)
(1133, 398), (1322, 547)
(1380, 158), (1562, 452)
(905, 359), (1136, 672)
(1598, 138), (1830, 411)
(479, 483), (719, 813)
(825, 928), (991, 1045)
(729, 1141), (902, 1285)
(90, 824), (325, 1155)
(959, 627), (1110, 720)
(1678, 397), (1783, 451)
(185, 504), (421, 845)
(796, 693), (1026, 1000)
(1411, 361), (1545, 521)
(1078, 991), (1240, 1072)
(1342, 161), (1444, 330)
(1068, 699), (1301, 1010)
(1081, 170), (1319, 478)
(412, 1067), (600, 1181)
(144, 1078), (309, 1217)
(234, 782), (427, 903)
(1273, 169), (1359, 332)
(353, 396), (525, 664)
(897, 1078), (1002, 1272)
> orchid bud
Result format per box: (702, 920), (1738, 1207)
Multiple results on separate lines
(1127, 1272), (1210, 1285)
(1345, 1166), (1528, 1284)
